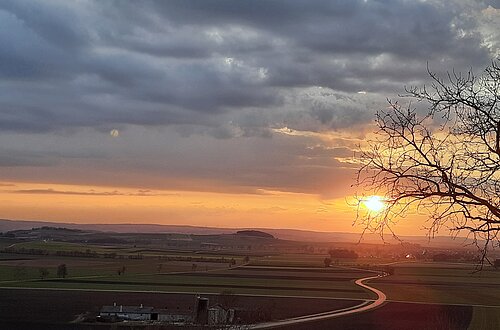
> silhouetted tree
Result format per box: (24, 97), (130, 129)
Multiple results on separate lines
(356, 60), (500, 265)
(57, 264), (67, 278)
(117, 265), (126, 275)
(39, 267), (49, 279)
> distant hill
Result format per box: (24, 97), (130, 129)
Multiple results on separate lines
(0, 218), (476, 248)
(236, 230), (274, 239)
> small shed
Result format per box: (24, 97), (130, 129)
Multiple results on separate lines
(208, 304), (235, 325)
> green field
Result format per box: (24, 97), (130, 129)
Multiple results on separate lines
(371, 262), (500, 305)
(0, 260), (372, 299)
(248, 254), (329, 267)
(0, 238), (374, 300)
(2, 236), (500, 329)
(468, 306), (500, 330)
(3, 243), (500, 306)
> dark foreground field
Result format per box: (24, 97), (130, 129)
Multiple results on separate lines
(0, 288), (358, 329)
(281, 302), (472, 330)
(0, 288), (476, 330)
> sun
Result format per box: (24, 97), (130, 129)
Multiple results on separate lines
(363, 195), (386, 213)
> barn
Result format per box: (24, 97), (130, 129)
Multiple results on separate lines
(100, 304), (153, 321)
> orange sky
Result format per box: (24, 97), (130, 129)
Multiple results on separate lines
(0, 181), (349, 230)
(0, 180), (423, 235)
(1, 1), (496, 237)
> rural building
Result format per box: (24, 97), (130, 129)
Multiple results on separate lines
(100, 304), (153, 321)
(98, 296), (234, 325)
(153, 308), (194, 323)
(208, 304), (235, 325)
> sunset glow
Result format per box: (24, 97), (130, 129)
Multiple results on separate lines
(0, 0), (496, 237)
(362, 196), (386, 213)
(0, 2), (498, 329)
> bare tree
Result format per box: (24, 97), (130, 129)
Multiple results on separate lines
(57, 263), (68, 278)
(39, 267), (49, 279)
(356, 60), (500, 265)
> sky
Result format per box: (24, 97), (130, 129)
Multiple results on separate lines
(0, 0), (499, 234)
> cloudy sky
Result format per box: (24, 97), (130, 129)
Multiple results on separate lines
(0, 0), (498, 232)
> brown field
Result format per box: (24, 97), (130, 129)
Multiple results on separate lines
(1, 235), (498, 329)
(0, 288), (359, 328)
(278, 302), (473, 330)
(0, 288), (476, 330)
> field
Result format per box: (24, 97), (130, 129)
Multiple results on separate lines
(370, 262), (500, 330)
(0, 289), (360, 327)
(0, 233), (499, 329)
(0, 256), (373, 299)
(372, 262), (500, 305)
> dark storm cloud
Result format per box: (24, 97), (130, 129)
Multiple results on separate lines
(0, 0), (498, 194)
(0, 0), (495, 134)
(146, 0), (490, 69)
(0, 1), (89, 49)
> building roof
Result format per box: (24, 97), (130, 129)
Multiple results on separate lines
(209, 303), (229, 311)
(101, 305), (154, 314)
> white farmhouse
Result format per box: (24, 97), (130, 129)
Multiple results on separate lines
(100, 304), (153, 321)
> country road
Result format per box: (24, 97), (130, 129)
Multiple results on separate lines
(249, 273), (387, 329)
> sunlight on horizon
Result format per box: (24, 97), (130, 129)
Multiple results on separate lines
(362, 195), (386, 213)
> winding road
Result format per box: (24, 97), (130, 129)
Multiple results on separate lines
(249, 273), (387, 329)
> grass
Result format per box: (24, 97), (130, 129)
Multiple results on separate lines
(0, 267), (369, 298)
(7, 240), (116, 253)
(4, 243), (246, 275)
(370, 262), (500, 305)
(68, 273), (363, 291)
(249, 254), (327, 267)
(2, 236), (499, 329)
(467, 306), (500, 330)
(0, 280), (369, 299)
(0, 253), (372, 299)
(3, 248), (500, 309)
(375, 282), (500, 305)
(0, 255), (231, 283)
(4, 239), (246, 261)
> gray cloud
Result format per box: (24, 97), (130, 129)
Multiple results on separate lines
(0, 149), (58, 167)
(0, 0), (498, 195)
(0, 0), (496, 131)
(11, 188), (157, 197)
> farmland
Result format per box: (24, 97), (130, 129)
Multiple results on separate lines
(0, 227), (499, 329)
(0, 251), (372, 299)
(372, 262), (500, 305)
